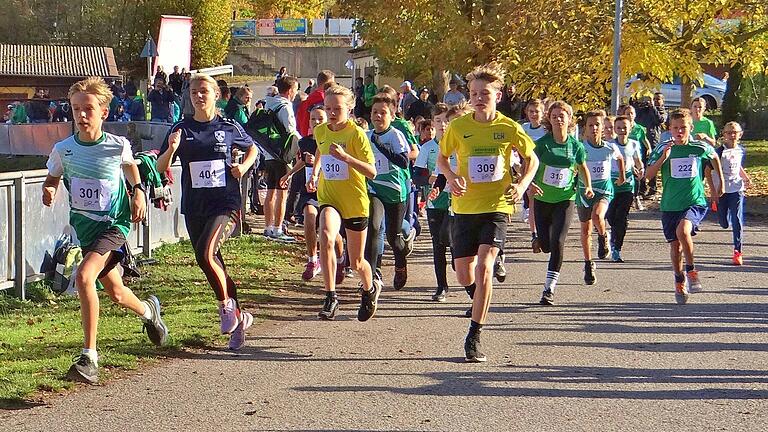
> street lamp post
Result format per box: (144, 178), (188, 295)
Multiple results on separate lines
(610, 0), (624, 115)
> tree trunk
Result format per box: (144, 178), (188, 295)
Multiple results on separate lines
(432, 69), (450, 102)
(680, 76), (694, 109)
(722, 63), (743, 124)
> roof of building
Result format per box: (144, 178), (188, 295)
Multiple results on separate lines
(0, 44), (119, 78)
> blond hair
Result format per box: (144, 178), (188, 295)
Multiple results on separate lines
(235, 86), (252, 99)
(68, 76), (113, 107)
(324, 84), (355, 108)
(668, 109), (693, 126)
(723, 121), (743, 131)
(446, 100), (473, 120)
(543, 100), (575, 133)
(189, 73), (221, 97)
(466, 62), (505, 91)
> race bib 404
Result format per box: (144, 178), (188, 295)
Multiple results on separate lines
(468, 155), (504, 183)
(670, 157), (698, 179)
(321, 155), (349, 181)
(70, 177), (112, 211)
(190, 160), (227, 188)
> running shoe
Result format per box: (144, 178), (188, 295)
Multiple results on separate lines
(357, 279), (382, 322)
(597, 235), (609, 260)
(584, 261), (597, 285)
(344, 267), (354, 278)
(66, 354), (98, 384)
(531, 236), (542, 254)
(219, 298), (239, 334)
(262, 228), (274, 238)
(272, 231), (296, 243)
(633, 196), (645, 211)
(522, 208), (529, 223)
(611, 249), (624, 263)
(141, 295), (169, 346)
(539, 289), (554, 306)
(493, 257), (506, 283)
(302, 260), (321, 281)
(228, 311), (253, 351)
(318, 294), (340, 320)
(732, 250), (743, 266)
(687, 270), (703, 293)
(464, 332), (487, 363)
(393, 266), (408, 290)
(675, 281), (689, 304)
(335, 258), (346, 285)
(465, 284), (476, 300)
(404, 229), (416, 257)
(432, 287), (447, 302)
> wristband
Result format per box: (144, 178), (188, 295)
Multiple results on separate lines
(131, 183), (146, 194)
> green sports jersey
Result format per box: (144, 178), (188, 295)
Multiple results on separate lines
(392, 116), (418, 146)
(648, 139), (716, 211)
(46, 133), (133, 247)
(577, 140), (621, 207)
(611, 138), (642, 194)
(629, 123), (648, 153)
(367, 127), (410, 204)
(533, 133), (586, 203)
(693, 117), (717, 139)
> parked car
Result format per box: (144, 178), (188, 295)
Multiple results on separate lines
(624, 73), (726, 109)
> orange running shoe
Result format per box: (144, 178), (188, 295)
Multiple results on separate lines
(687, 270), (703, 293)
(675, 281), (689, 305)
(733, 250), (743, 266)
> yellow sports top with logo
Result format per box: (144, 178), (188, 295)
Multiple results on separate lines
(439, 112), (535, 215)
(314, 120), (376, 219)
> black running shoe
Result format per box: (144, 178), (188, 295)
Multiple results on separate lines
(539, 289), (554, 306)
(597, 235), (608, 260)
(584, 260), (596, 285)
(531, 236), (542, 253)
(66, 354), (98, 384)
(393, 266), (408, 290)
(465, 306), (473, 317)
(432, 287), (447, 302)
(493, 258), (506, 283)
(357, 280), (382, 322)
(318, 294), (339, 320)
(464, 332), (487, 363)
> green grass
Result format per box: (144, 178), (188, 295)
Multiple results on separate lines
(744, 140), (768, 174)
(0, 235), (302, 405)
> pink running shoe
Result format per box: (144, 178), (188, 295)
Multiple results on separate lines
(302, 260), (321, 281)
(228, 311), (253, 351)
(219, 298), (239, 334)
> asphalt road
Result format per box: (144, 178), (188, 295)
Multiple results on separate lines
(2, 207), (767, 431)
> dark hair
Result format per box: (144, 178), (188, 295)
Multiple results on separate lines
(277, 76), (299, 94)
(372, 93), (397, 111)
(432, 102), (449, 117)
(317, 70), (335, 85)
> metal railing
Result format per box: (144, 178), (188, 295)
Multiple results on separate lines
(0, 166), (188, 300)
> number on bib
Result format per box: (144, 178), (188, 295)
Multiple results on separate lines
(542, 165), (572, 188)
(70, 177), (112, 211)
(670, 157), (697, 179)
(190, 160), (226, 188)
(321, 155), (349, 180)
(587, 160), (611, 181)
(305, 166), (314, 181)
(374, 152), (390, 175)
(468, 155), (504, 183)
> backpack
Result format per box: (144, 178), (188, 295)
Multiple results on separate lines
(244, 104), (297, 165)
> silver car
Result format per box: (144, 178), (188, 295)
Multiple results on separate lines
(625, 73), (726, 109)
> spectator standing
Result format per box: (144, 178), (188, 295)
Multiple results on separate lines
(274, 66), (287, 85)
(297, 70), (335, 137)
(443, 79), (466, 106)
(305, 79), (315, 94)
(147, 79), (174, 122)
(399, 81), (418, 116)
(497, 84), (524, 120)
(179, 72), (194, 119)
(154, 65), (167, 84)
(168, 66), (183, 95)
(27, 88), (52, 123)
(407, 87), (435, 121)
(10, 101), (28, 124)
(634, 93), (667, 196)
(353, 77), (366, 118)
(224, 87), (253, 126)
(363, 75), (378, 117)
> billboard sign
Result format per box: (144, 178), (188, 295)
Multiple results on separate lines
(274, 18), (307, 35)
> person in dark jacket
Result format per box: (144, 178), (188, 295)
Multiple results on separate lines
(224, 87), (252, 126)
(147, 79), (174, 122)
(406, 87), (435, 121)
(633, 93), (667, 196)
(27, 89), (51, 123)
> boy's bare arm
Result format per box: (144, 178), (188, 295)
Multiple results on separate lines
(42, 175), (60, 207)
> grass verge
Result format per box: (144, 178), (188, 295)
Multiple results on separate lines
(743, 140), (768, 215)
(0, 235), (301, 405)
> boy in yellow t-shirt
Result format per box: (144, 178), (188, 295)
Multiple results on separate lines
(437, 63), (539, 363)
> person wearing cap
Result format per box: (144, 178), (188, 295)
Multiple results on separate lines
(443, 79), (466, 106)
(406, 87), (435, 121)
(399, 81), (418, 117)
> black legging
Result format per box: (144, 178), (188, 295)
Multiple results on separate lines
(365, 196), (408, 269)
(606, 191), (634, 251)
(533, 199), (575, 272)
(185, 211), (238, 302)
(426, 208), (452, 288)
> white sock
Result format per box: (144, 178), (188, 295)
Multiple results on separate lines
(82, 348), (98, 366)
(141, 301), (153, 320)
(308, 255), (318, 263)
(266, 225), (274, 232)
(545, 270), (560, 292)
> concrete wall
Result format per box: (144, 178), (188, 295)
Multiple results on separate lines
(227, 46), (352, 78)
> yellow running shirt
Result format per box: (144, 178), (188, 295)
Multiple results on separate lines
(439, 112), (535, 215)
(314, 120), (375, 219)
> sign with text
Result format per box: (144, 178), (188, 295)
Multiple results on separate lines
(257, 19), (275, 36)
(274, 18), (307, 35)
(232, 20), (256, 38)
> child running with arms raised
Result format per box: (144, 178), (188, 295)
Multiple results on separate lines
(43, 77), (169, 384)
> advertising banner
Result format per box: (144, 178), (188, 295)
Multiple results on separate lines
(232, 20), (257, 38)
(257, 19), (275, 36)
(274, 18), (307, 35)
(156, 15), (192, 75)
